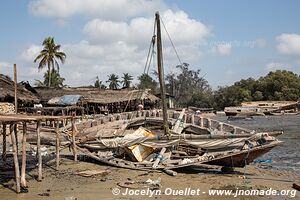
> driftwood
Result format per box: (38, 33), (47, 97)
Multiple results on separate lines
(74, 169), (111, 177)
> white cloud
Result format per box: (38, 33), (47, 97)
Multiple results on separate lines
(83, 10), (210, 46)
(211, 43), (232, 56)
(23, 4), (211, 86)
(21, 45), (42, 62)
(265, 62), (288, 71)
(276, 33), (300, 55)
(28, 0), (167, 20)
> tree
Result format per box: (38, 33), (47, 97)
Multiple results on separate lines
(213, 70), (300, 110)
(34, 37), (66, 87)
(172, 63), (212, 107)
(106, 74), (120, 89)
(94, 76), (106, 89)
(137, 73), (158, 93)
(34, 69), (65, 88)
(122, 73), (133, 88)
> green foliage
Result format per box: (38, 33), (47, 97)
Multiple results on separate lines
(165, 63), (212, 107)
(137, 73), (158, 93)
(34, 37), (66, 87)
(213, 70), (300, 109)
(34, 69), (65, 88)
(106, 74), (120, 90)
(122, 73), (133, 88)
(94, 76), (106, 89)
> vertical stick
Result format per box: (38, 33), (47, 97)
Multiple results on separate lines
(55, 121), (60, 170)
(10, 123), (21, 193)
(14, 64), (18, 113)
(36, 121), (42, 181)
(2, 123), (7, 163)
(21, 122), (27, 188)
(155, 12), (169, 137)
(14, 124), (18, 154)
(71, 117), (77, 161)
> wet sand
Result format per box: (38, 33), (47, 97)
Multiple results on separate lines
(0, 115), (299, 200)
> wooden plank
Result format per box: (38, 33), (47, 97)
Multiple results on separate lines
(55, 121), (60, 170)
(21, 122), (27, 188)
(10, 123), (21, 193)
(2, 123), (6, 163)
(72, 117), (78, 161)
(37, 121), (42, 181)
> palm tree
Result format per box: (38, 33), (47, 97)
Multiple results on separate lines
(106, 74), (120, 90)
(34, 69), (65, 88)
(34, 37), (66, 87)
(122, 73), (133, 88)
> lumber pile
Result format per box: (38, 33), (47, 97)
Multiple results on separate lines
(0, 102), (15, 114)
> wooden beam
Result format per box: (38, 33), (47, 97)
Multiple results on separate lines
(72, 117), (78, 161)
(55, 121), (60, 170)
(155, 12), (169, 137)
(36, 121), (42, 181)
(21, 122), (27, 188)
(14, 64), (18, 113)
(2, 123), (7, 163)
(10, 123), (21, 193)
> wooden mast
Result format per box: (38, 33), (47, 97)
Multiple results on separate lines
(155, 12), (170, 137)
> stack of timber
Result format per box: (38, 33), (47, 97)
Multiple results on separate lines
(0, 102), (15, 114)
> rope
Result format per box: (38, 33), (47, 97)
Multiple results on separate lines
(161, 18), (183, 66)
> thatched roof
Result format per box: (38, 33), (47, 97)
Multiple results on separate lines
(0, 74), (40, 103)
(35, 87), (159, 104)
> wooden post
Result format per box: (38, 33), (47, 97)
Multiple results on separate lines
(36, 121), (42, 181)
(219, 122), (224, 132)
(14, 64), (18, 113)
(71, 117), (77, 161)
(21, 122), (27, 188)
(55, 121), (60, 170)
(2, 123), (7, 163)
(14, 124), (18, 154)
(155, 12), (169, 137)
(208, 119), (212, 129)
(10, 123), (21, 193)
(200, 117), (204, 127)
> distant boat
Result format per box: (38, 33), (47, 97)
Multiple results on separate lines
(224, 101), (299, 116)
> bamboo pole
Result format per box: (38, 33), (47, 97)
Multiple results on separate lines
(14, 64), (18, 113)
(2, 123), (7, 163)
(71, 117), (77, 161)
(14, 123), (18, 154)
(36, 121), (42, 181)
(155, 12), (169, 137)
(21, 122), (27, 188)
(55, 121), (60, 170)
(10, 123), (21, 193)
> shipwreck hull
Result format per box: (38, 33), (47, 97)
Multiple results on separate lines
(204, 142), (281, 168)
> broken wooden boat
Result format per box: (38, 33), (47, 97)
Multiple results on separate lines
(70, 109), (283, 172)
(70, 12), (283, 173)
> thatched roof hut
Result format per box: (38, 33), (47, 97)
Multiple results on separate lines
(0, 74), (40, 105)
(35, 87), (159, 105)
(34, 87), (160, 114)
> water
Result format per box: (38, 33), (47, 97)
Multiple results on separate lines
(213, 115), (300, 172)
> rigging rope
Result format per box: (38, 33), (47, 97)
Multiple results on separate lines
(161, 18), (183, 66)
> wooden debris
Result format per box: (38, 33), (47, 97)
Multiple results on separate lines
(74, 169), (111, 177)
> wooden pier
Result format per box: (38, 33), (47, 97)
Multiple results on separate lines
(0, 114), (75, 193)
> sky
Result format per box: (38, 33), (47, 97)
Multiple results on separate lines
(0, 0), (300, 88)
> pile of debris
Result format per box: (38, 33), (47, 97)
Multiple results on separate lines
(0, 102), (15, 114)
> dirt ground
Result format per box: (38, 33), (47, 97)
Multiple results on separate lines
(0, 155), (299, 200)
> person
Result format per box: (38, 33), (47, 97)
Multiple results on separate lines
(137, 104), (144, 111)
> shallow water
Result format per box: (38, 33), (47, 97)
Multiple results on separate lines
(213, 115), (300, 172)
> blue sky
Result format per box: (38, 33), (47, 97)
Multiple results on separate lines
(1, 0), (300, 88)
